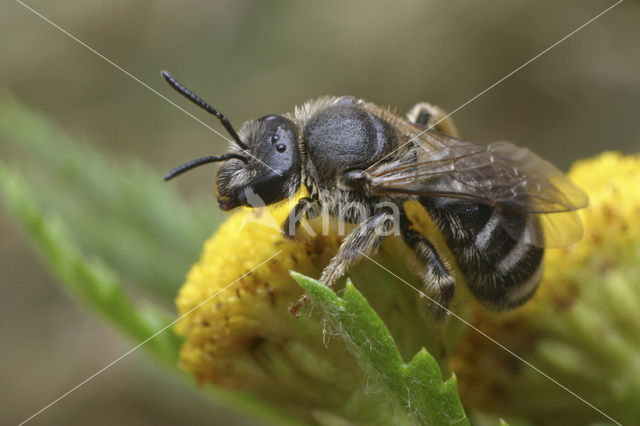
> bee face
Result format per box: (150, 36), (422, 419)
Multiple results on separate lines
(216, 115), (301, 210)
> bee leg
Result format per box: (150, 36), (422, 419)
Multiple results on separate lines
(400, 209), (455, 320)
(282, 197), (320, 239)
(320, 211), (395, 287)
(290, 211), (394, 316)
(405, 103), (460, 138)
(289, 294), (310, 317)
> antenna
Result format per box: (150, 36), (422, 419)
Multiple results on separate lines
(161, 70), (249, 150)
(164, 153), (247, 181)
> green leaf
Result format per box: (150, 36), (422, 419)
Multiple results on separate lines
(0, 100), (304, 426)
(0, 94), (221, 302)
(291, 272), (469, 426)
(0, 162), (303, 426)
(0, 161), (181, 365)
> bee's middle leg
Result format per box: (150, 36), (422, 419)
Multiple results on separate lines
(400, 208), (455, 320)
(320, 211), (395, 287)
(289, 210), (393, 316)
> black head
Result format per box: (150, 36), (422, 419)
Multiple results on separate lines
(216, 114), (301, 210)
(162, 71), (301, 211)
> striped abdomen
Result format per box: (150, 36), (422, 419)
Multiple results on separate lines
(420, 196), (544, 310)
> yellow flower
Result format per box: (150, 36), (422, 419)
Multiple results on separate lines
(175, 196), (463, 421)
(176, 152), (640, 424)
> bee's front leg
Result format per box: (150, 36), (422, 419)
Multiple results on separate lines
(282, 197), (320, 239)
(399, 208), (455, 320)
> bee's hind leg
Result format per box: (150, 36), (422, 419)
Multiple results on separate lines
(289, 210), (394, 316)
(406, 103), (460, 138)
(400, 208), (455, 320)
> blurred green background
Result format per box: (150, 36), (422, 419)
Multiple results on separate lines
(1, 0), (638, 424)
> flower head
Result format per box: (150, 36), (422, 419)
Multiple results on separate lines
(175, 196), (463, 420)
(176, 152), (640, 424)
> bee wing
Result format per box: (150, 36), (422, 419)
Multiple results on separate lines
(367, 131), (588, 248)
(529, 210), (584, 248)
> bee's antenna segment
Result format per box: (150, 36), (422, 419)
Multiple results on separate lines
(163, 153), (248, 181)
(161, 70), (249, 151)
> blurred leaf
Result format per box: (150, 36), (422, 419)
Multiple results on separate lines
(0, 161), (304, 426)
(291, 272), (469, 426)
(0, 161), (181, 365)
(0, 94), (222, 302)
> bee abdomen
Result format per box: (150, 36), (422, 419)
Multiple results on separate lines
(420, 197), (544, 310)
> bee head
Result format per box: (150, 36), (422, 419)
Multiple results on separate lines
(216, 114), (301, 210)
(162, 71), (301, 211)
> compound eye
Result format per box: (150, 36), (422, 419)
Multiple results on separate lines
(270, 132), (286, 153)
(245, 115), (301, 205)
(253, 113), (300, 160)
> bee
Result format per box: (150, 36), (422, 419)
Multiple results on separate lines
(161, 71), (588, 318)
